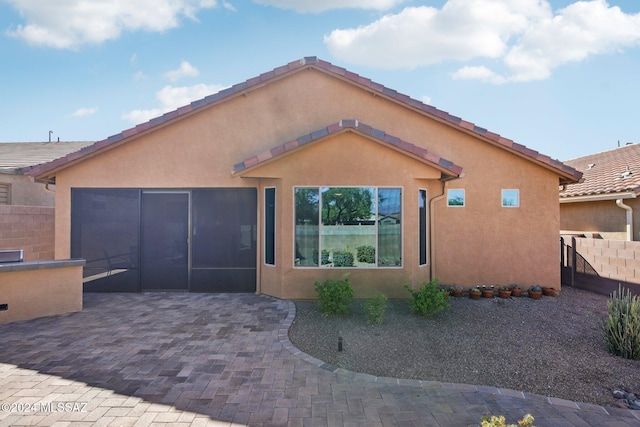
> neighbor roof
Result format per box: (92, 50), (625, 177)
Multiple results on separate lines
(26, 57), (581, 185)
(560, 143), (640, 199)
(0, 141), (94, 173)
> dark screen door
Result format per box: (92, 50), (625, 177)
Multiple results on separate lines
(141, 192), (189, 290)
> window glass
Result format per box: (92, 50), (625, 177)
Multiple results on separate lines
(265, 188), (275, 265)
(502, 189), (519, 207)
(378, 188), (402, 266)
(294, 187), (401, 268)
(294, 188), (319, 266)
(447, 189), (465, 207)
(419, 189), (427, 266)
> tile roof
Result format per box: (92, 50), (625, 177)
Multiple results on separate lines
(0, 141), (94, 172)
(233, 119), (463, 179)
(26, 57), (581, 185)
(560, 143), (640, 199)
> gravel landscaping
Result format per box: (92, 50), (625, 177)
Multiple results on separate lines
(288, 286), (640, 408)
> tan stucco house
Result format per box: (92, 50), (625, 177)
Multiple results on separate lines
(561, 143), (640, 241)
(27, 57), (581, 298)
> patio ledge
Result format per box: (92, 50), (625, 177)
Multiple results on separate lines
(0, 258), (85, 273)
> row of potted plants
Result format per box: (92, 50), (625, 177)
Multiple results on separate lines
(443, 284), (557, 300)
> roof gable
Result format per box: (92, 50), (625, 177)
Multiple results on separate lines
(27, 57), (581, 185)
(560, 143), (640, 199)
(233, 119), (462, 180)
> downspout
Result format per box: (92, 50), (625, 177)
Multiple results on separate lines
(429, 180), (449, 280)
(616, 198), (634, 241)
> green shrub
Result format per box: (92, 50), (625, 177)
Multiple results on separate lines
(356, 245), (376, 263)
(481, 414), (535, 427)
(333, 250), (354, 267)
(404, 279), (449, 318)
(602, 285), (640, 360)
(314, 276), (354, 315)
(365, 292), (387, 325)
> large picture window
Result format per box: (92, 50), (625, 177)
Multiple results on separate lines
(294, 187), (402, 268)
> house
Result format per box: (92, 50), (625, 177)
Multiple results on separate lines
(0, 141), (93, 206)
(26, 57), (581, 298)
(560, 143), (640, 241)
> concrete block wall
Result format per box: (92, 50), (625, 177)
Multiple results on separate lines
(0, 205), (55, 261)
(574, 237), (640, 284)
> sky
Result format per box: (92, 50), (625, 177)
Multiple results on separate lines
(1, 0), (639, 162)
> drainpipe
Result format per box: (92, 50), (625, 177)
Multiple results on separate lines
(616, 199), (634, 241)
(429, 181), (449, 280)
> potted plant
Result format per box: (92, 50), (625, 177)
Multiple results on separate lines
(528, 285), (542, 299)
(542, 286), (556, 296)
(510, 284), (522, 297)
(481, 285), (494, 298)
(448, 285), (463, 297)
(498, 286), (512, 298)
(469, 287), (482, 300)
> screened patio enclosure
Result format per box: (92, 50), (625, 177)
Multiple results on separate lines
(72, 188), (257, 292)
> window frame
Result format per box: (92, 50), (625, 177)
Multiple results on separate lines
(293, 185), (403, 269)
(419, 189), (428, 266)
(447, 189), (465, 207)
(264, 187), (276, 266)
(501, 189), (520, 208)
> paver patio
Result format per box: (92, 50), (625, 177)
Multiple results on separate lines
(0, 293), (638, 426)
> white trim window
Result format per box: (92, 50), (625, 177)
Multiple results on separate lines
(294, 186), (402, 268)
(502, 189), (519, 207)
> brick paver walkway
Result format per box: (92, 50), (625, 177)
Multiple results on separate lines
(0, 293), (638, 426)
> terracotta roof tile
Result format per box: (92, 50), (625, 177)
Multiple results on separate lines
(233, 120), (463, 180)
(27, 56), (581, 185)
(561, 143), (640, 198)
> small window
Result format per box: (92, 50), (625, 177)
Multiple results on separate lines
(265, 188), (276, 265)
(419, 189), (428, 266)
(447, 189), (465, 207)
(502, 189), (519, 207)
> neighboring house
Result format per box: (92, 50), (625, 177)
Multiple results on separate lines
(27, 57), (581, 298)
(0, 141), (93, 206)
(560, 143), (640, 241)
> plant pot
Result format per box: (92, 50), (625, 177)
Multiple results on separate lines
(529, 291), (542, 300)
(481, 289), (494, 298)
(469, 291), (481, 300)
(452, 290), (463, 298)
(542, 287), (556, 296)
(511, 288), (522, 297)
(498, 290), (512, 298)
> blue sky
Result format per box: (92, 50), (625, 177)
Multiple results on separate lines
(1, 0), (639, 161)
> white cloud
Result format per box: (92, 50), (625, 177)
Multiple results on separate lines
(122, 83), (228, 124)
(325, 0), (640, 83)
(5, 0), (219, 49)
(420, 95), (432, 105)
(165, 61), (200, 81)
(71, 107), (98, 117)
(133, 70), (147, 81)
(253, 0), (404, 13)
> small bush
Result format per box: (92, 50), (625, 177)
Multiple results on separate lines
(321, 249), (330, 265)
(602, 285), (640, 360)
(404, 279), (449, 318)
(356, 245), (376, 263)
(365, 292), (387, 325)
(333, 250), (354, 267)
(314, 276), (354, 315)
(481, 414), (535, 427)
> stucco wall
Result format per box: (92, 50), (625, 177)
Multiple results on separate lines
(0, 173), (54, 206)
(560, 198), (640, 241)
(50, 67), (564, 297)
(0, 205), (54, 260)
